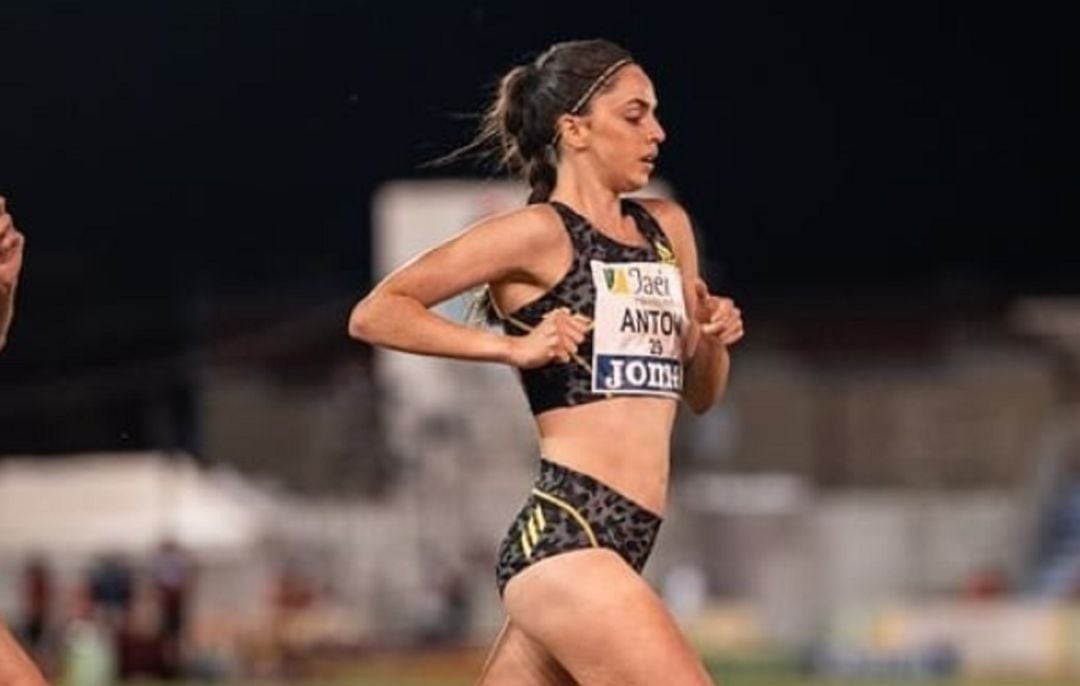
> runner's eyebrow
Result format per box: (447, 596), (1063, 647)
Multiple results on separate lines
(622, 97), (657, 111)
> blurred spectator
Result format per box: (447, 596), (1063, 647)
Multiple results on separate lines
(150, 539), (196, 679)
(58, 583), (116, 686)
(88, 553), (133, 627)
(117, 574), (165, 681)
(20, 555), (54, 662)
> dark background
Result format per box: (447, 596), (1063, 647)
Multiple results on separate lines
(0, 1), (1075, 453)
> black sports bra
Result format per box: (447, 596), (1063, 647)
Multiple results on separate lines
(500, 199), (686, 415)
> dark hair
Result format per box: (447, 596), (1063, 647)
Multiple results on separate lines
(442, 39), (635, 325)
(439, 38), (635, 204)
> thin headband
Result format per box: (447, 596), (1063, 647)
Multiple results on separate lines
(568, 58), (634, 115)
(550, 57), (635, 147)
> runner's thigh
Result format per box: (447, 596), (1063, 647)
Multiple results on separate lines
(503, 548), (714, 686)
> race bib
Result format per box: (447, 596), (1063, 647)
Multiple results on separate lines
(590, 260), (686, 397)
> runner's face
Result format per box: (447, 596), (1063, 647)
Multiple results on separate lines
(579, 66), (666, 192)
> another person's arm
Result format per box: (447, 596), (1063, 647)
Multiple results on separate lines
(645, 199), (744, 414)
(0, 196), (26, 352)
(348, 206), (586, 369)
(0, 621), (49, 686)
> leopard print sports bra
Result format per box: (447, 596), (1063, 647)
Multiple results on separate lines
(500, 199), (687, 415)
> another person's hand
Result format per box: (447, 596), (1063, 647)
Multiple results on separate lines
(508, 307), (590, 369)
(0, 197), (26, 292)
(692, 278), (743, 348)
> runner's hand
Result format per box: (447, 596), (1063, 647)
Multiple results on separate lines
(508, 307), (591, 369)
(0, 197), (26, 292)
(693, 279), (743, 348)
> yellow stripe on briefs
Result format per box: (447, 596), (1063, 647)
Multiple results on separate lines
(527, 516), (540, 545)
(531, 488), (599, 548)
(534, 504), (546, 530)
(520, 530), (533, 559)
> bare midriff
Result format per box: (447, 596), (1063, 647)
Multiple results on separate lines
(535, 395), (677, 516)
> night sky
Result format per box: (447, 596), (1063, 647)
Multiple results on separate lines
(0, 2), (1075, 450)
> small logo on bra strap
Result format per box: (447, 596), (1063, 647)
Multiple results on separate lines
(654, 241), (678, 266)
